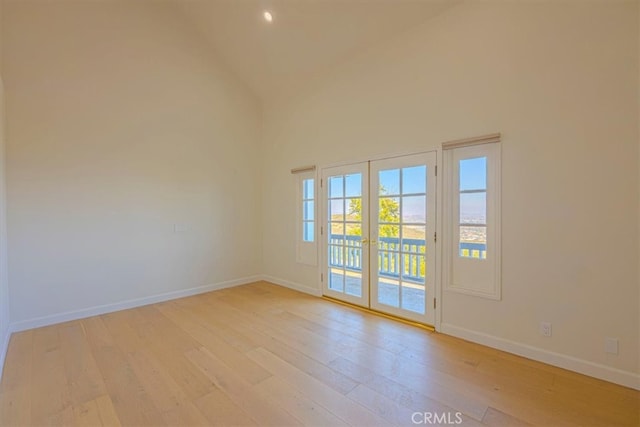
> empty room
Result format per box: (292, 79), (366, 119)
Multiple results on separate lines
(0, 0), (638, 426)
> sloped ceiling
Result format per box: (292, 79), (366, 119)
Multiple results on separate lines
(174, 0), (461, 102)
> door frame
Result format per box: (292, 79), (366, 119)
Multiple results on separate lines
(369, 152), (437, 325)
(319, 149), (440, 328)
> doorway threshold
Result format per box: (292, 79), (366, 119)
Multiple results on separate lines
(321, 295), (435, 332)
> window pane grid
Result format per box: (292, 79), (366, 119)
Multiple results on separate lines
(376, 165), (429, 313)
(327, 172), (364, 297)
(458, 156), (487, 260)
(301, 178), (315, 243)
(445, 142), (500, 299)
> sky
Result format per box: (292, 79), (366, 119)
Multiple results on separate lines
(460, 157), (486, 191)
(328, 157), (487, 223)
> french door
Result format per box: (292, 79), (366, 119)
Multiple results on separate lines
(321, 152), (436, 325)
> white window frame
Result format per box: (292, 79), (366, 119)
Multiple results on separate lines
(443, 135), (501, 299)
(294, 167), (317, 265)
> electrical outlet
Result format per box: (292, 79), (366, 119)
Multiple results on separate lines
(605, 337), (619, 355)
(539, 322), (552, 337)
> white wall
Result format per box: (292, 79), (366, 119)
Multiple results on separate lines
(1, 0), (637, 389)
(2, 1), (262, 326)
(637, 0), (640, 378)
(0, 0), (11, 376)
(0, 77), (8, 378)
(262, 1), (640, 384)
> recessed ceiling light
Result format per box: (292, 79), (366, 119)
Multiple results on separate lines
(263, 11), (273, 22)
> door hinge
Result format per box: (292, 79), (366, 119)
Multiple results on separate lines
(321, 273), (324, 282)
(433, 298), (436, 309)
(321, 226), (324, 235)
(434, 232), (437, 243)
(435, 165), (437, 176)
(320, 179), (323, 188)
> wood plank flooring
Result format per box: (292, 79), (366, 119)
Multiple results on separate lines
(0, 281), (638, 426)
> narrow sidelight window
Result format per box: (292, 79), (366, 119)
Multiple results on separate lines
(294, 168), (317, 265)
(458, 156), (487, 260)
(444, 135), (501, 299)
(302, 178), (315, 242)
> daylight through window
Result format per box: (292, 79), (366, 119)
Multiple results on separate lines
(443, 134), (501, 299)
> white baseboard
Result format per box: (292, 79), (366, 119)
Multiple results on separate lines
(440, 323), (640, 391)
(10, 275), (262, 333)
(261, 275), (322, 297)
(4, 276), (637, 391)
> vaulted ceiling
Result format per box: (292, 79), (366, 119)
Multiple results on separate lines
(173, 0), (461, 102)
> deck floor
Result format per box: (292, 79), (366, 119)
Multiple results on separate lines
(330, 270), (426, 313)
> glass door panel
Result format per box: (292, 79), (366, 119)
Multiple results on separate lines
(370, 153), (436, 324)
(320, 153), (435, 325)
(321, 163), (369, 307)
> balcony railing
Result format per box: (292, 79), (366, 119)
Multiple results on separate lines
(328, 234), (486, 283)
(459, 243), (487, 259)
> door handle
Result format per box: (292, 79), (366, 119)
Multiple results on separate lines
(361, 238), (369, 244)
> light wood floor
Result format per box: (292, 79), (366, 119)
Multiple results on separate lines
(0, 282), (638, 426)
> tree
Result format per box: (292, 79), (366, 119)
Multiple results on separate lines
(347, 187), (399, 237)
